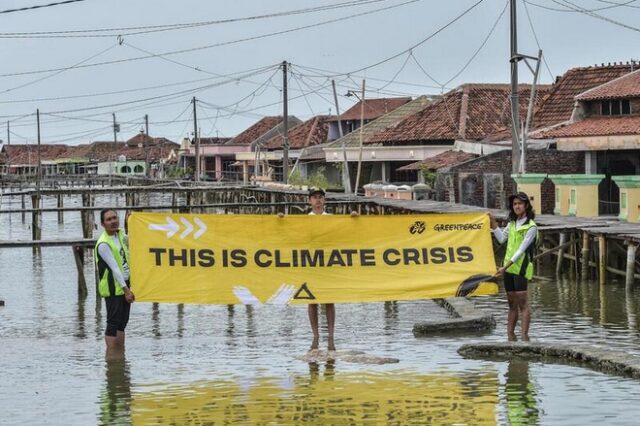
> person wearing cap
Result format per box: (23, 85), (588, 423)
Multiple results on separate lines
(489, 192), (537, 342)
(306, 187), (336, 351)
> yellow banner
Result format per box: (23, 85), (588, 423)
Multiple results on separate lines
(129, 212), (497, 304)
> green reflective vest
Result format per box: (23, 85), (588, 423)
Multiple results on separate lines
(504, 219), (537, 280)
(94, 230), (129, 298)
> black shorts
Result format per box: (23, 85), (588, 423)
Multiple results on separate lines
(504, 272), (528, 292)
(105, 294), (131, 337)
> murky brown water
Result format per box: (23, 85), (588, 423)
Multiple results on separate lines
(2, 193), (640, 425)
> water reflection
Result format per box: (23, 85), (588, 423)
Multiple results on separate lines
(131, 370), (499, 425)
(504, 361), (539, 425)
(177, 303), (185, 337)
(75, 292), (87, 339)
(151, 303), (161, 338)
(99, 357), (132, 425)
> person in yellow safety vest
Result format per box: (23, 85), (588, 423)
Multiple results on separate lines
(95, 209), (135, 353)
(490, 192), (537, 342)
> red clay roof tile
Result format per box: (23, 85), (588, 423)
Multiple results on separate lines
(327, 97), (411, 122)
(576, 69), (640, 101)
(539, 115), (640, 138)
(369, 84), (548, 143)
(534, 63), (636, 128)
(227, 116), (283, 145)
(263, 115), (329, 149)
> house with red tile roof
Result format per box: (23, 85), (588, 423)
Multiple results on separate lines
(326, 97), (412, 141)
(0, 133), (178, 176)
(532, 63), (640, 213)
(421, 62), (639, 211)
(322, 85), (546, 188)
(182, 116), (301, 181)
(256, 115), (335, 183)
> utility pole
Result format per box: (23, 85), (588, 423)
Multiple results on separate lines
(36, 109), (41, 195)
(354, 79), (366, 195)
(510, 0), (521, 174)
(192, 96), (200, 182)
(112, 113), (119, 182)
(282, 60), (289, 184)
(145, 114), (149, 137)
(332, 80), (351, 194)
(6, 121), (10, 145)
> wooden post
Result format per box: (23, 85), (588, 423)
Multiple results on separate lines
(57, 194), (64, 224)
(625, 243), (637, 289)
(31, 194), (41, 254)
(556, 232), (567, 275)
(72, 245), (88, 297)
(581, 231), (590, 279)
(598, 236), (607, 286)
(171, 192), (177, 213)
(21, 194), (25, 223)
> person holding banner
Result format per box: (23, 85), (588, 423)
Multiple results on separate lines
(95, 209), (135, 354)
(490, 192), (537, 342)
(306, 187), (336, 351)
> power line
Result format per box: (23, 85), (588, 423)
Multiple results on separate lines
(525, 0), (637, 12)
(0, 64), (278, 104)
(0, 0), (390, 38)
(441, 0), (508, 87)
(522, 0), (556, 81)
(549, 0), (640, 32)
(0, 0), (421, 78)
(0, 0), (89, 15)
(295, 0), (486, 77)
(1, 43), (118, 95)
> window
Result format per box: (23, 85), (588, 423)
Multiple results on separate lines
(121, 165), (131, 173)
(601, 99), (631, 116)
(134, 165), (144, 173)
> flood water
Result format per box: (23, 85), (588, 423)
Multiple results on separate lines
(2, 193), (640, 425)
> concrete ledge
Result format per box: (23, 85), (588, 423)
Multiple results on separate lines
(412, 297), (496, 336)
(458, 342), (640, 379)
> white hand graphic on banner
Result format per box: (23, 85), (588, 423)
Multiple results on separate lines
(232, 286), (262, 305)
(232, 284), (296, 305)
(266, 284), (296, 305)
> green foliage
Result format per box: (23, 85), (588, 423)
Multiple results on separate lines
(307, 166), (329, 189)
(288, 166), (330, 189)
(288, 169), (305, 186)
(167, 166), (193, 179)
(421, 169), (437, 188)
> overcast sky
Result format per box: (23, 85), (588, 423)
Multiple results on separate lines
(0, 0), (638, 145)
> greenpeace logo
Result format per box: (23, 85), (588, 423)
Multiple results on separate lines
(409, 221), (426, 235)
(433, 223), (483, 232)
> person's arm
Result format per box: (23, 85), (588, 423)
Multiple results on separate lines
(509, 226), (537, 264)
(97, 243), (130, 293)
(492, 222), (509, 244)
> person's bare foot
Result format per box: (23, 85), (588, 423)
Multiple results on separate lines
(507, 333), (517, 342)
(521, 334), (529, 342)
(327, 338), (336, 352)
(310, 337), (319, 350)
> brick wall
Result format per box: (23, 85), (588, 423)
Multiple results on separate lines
(435, 149), (584, 213)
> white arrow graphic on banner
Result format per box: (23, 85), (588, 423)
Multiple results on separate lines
(180, 217), (193, 239)
(193, 217), (207, 239)
(148, 216), (207, 240)
(148, 217), (179, 238)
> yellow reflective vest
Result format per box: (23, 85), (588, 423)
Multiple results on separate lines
(504, 219), (537, 280)
(94, 230), (129, 297)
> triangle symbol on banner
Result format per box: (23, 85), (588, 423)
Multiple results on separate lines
(293, 283), (316, 300)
